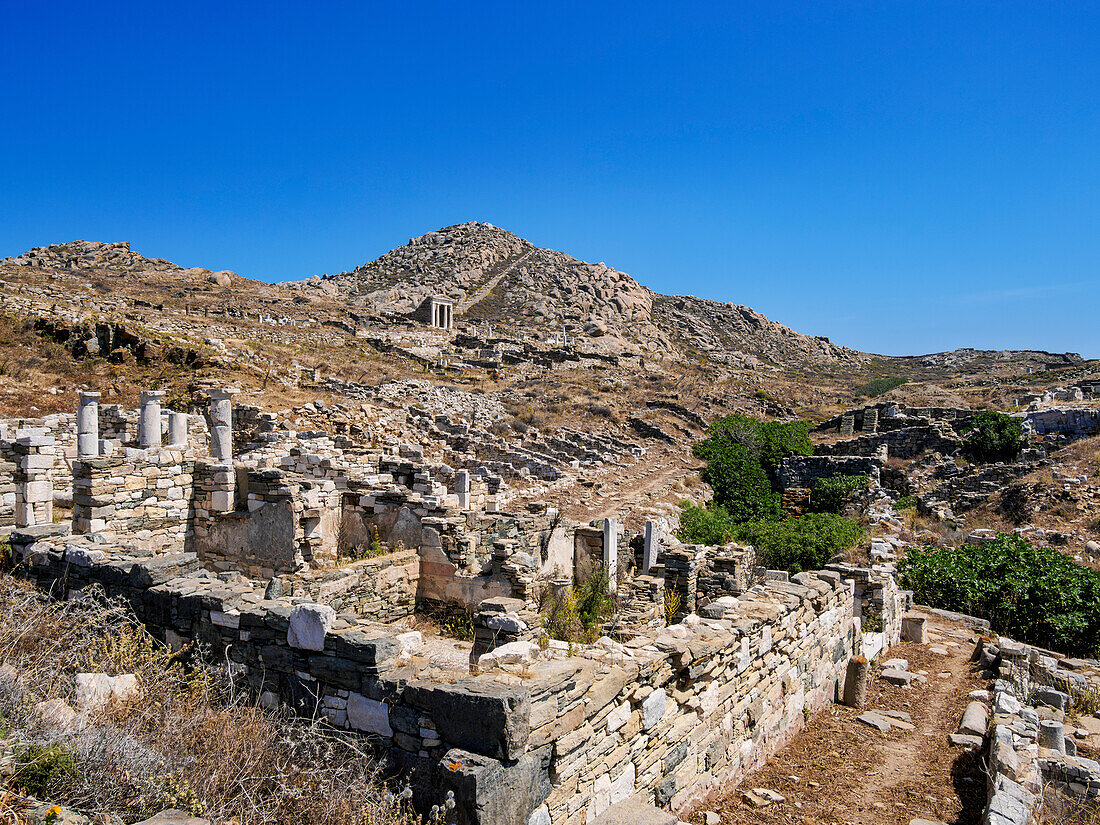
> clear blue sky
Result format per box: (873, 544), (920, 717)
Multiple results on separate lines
(3, 2), (1098, 358)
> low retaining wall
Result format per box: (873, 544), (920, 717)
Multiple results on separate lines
(12, 530), (862, 825)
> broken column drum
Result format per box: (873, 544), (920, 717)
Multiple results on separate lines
(77, 391), (100, 458)
(207, 388), (238, 461)
(168, 412), (188, 448)
(139, 390), (165, 449)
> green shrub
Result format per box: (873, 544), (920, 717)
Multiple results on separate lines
(810, 474), (868, 514)
(895, 495), (919, 511)
(854, 377), (908, 397)
(898, 534), (1100, 656)
(699, 443), (781, 522)
(694, 414), (812, 479)
(541, 570), (614, 645)
(677, 503), (740, 545)
(13, 743), (76, 797)
(734, 513), (865, 575)
(960, 411), (1026, 463)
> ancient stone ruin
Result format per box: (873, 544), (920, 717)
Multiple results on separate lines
(3, 389), (1095, 825)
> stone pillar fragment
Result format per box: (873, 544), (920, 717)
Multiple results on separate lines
(456, 469), (470, 510)
(206, 388), (238, 461)
(14, 435), (55, 528)
(843, 656), (870, 708)
(603, 517), (618, 593)
(77, 391), (101, 458)
(139, 390), (165, 448)
(168, 412), (188, 447)
(642, 520), (658, 574)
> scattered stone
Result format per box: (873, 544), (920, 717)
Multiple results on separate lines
(881, 668), (913, 687)
(857, 712), (893, 732)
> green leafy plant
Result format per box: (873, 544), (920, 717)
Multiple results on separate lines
(899, 534), (1100, 656)
(677, 502), (739, 545)
(734, 513), (865, 575)
(12, 744), (76, 798)
(810, 474), (868, 514)
(541, 571), (614, 644)
(959, 411), (1026, 463)
(894, 495), (919, 511)
(697, 443), (781, 522)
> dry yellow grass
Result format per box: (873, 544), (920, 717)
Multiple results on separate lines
(0, 575), (415, 825)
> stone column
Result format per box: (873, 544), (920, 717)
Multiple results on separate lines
(603, 517), (618, 593)
(642, 520), (658, 574)
(1039, 720), (1066, 754)
(14, 435), (54, 528)
(77, 391), (101, 458)
(455, 470), (470, 510)
(206, 388), (238, 461)
(168, 412), (188, 448)
(139, 390), (165, 449)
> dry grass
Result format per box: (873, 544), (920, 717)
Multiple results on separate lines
(1036, 785), (1100, 824)
(0, 576), (415, 825)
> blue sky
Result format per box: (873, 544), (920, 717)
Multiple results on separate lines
(2, 1), (1098, 357)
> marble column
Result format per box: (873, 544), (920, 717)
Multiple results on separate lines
(77, 391), (101, 458)
(139, 390), (165, 449)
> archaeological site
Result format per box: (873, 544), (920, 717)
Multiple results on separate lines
(0, 222), (1096, 825)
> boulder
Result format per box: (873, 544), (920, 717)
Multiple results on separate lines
(73, 672), (139, 709)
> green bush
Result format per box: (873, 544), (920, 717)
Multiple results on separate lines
(734, 513), (865, 575)
(677, 503), (740, 545)
(810, 474), (868, 514)
(898, 534), (1100, 655)
(694, 414), (812, 479)
(960, 411), (1026, 463)
(13, 743), (76, 797)
(854, 377), (908, 397)
(699, 443), (781, 522)
(895, 495), (919, 511)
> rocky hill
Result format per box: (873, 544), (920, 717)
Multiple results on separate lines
(286, 222), (863, 367)
(6, 240), (237, 287)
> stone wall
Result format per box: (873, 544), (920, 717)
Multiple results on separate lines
(814, 424), (961, 460)
(72, 453), (195, 548)
(12, 531), (861, 825)
(777, 455), (883, 491)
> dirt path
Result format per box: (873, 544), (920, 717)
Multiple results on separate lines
(690, 615), (988, 825)
(509, 446), (704, 528)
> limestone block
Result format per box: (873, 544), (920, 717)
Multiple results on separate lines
(132, 810), (212, 825)
(287, 603), (336, 651)
(958, 701), (989, 737)
(74, 672), (140, 709)
(641, 688), (666, 731)
(395, 630), (423, 658)
(64, 546), (107, 567)
(23, 480), (52, 503)
(347, 691), (393, 737)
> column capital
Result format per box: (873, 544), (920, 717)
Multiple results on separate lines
(78, 391), (102, 403)
(205, 387), (240, 400)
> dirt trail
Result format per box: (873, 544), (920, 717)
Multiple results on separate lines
(692, 615), (988, 825)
